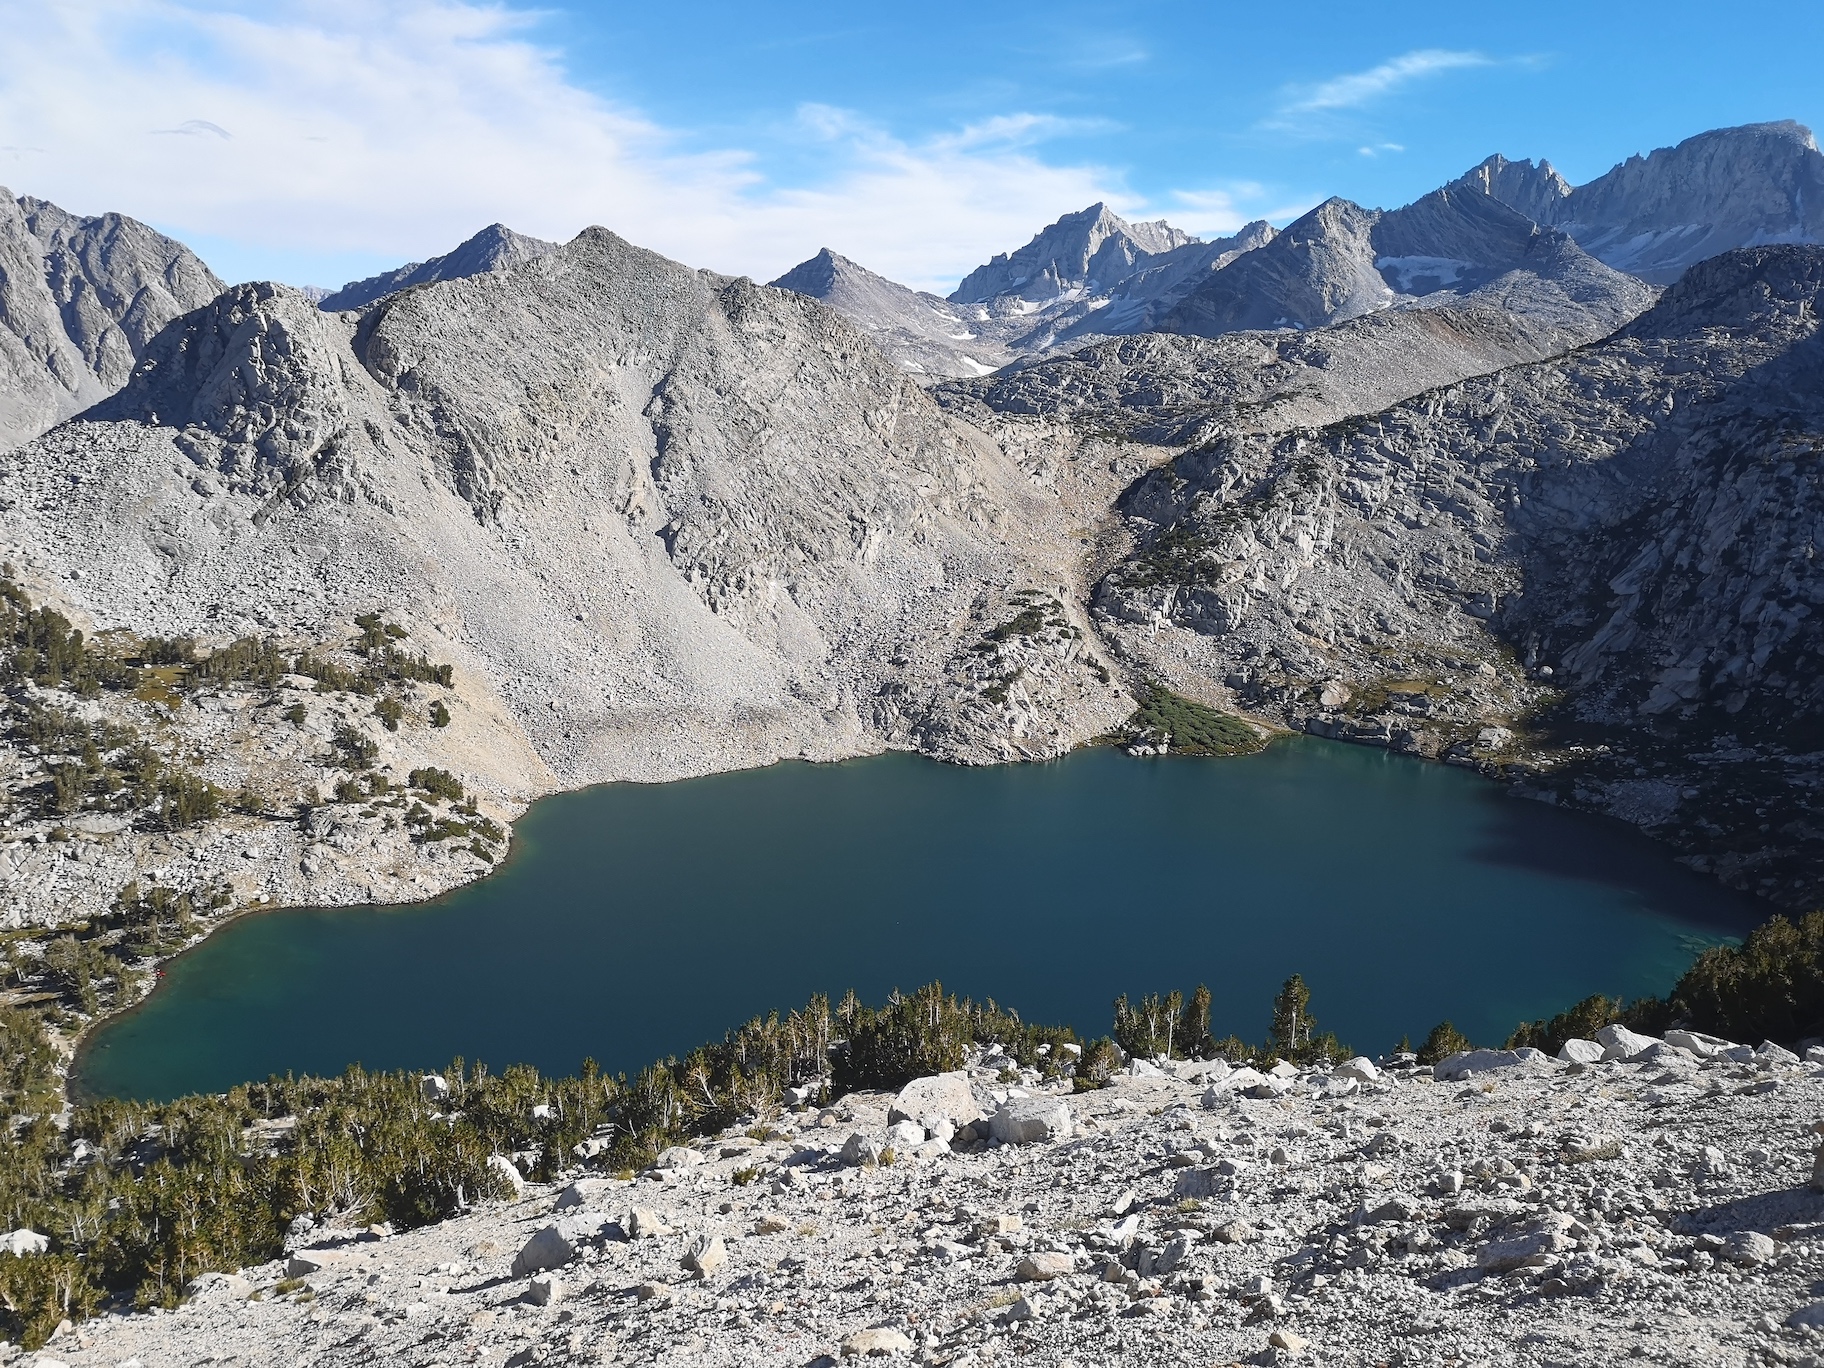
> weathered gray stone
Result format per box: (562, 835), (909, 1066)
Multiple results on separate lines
(841, 1132), (882, 1167)
(988, 1097), (1072, 1145)
(1016, 1251), (1074, 1281)
(681, 1235), (726, 1279)
(511, 1227), (576, 1276)
(1556, 1039), (1605, 1065)
(841, 1326), (913, 1356)
(888, 1073), (983, 1127)
(1596, 1024), (1660, 1062)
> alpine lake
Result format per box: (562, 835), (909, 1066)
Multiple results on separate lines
(73, 736), (1760, 1101)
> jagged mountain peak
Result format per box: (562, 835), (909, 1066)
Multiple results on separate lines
(1544, 121), (1824, 283)
(770, 247), (867, 295)
(1454, 153), (1573, 225)
(317, 222), (558, 312)
(769, 248), (1003, 379)
(949, 202), (1198, 305)
(1159, 183), (1645, 340)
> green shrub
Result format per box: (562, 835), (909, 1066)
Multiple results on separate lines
(330, 723), (377, 771)
(1418, 1020), (1472, 1064)
(1664, 911), (1824, 1043)
(429, 700), (451, 728)
(409, 767), (465, 803)
(1123, 684), (1263, 757)
(835, 983), (974, 1093)
(153, 768), (223, 830)
(1506, 994), (1626, 1054)
(1112, 985), (1214, 1060)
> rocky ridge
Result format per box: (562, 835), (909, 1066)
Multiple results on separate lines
(37, 1029), (1824, 1368)
(772, 210), (1276, 379)
(1091, 245), (1824, 903)
(769, 251), (1006, 379)
(317, 223), (558, 312)
(1466, 121), (1824, 285)
(1156, 187), (1645, 339)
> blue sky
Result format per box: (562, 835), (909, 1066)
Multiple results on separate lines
(2, 1), (1821, 292)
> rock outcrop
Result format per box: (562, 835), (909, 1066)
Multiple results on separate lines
(950, 202), (1198, 305)
(773, 214), (1276, 378)
(770, 248), (1007, 378)
(0, 190), (223, 448)
(1157, 187), (1647, 339)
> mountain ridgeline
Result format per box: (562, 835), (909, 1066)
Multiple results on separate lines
(0, 120), (1820, 933)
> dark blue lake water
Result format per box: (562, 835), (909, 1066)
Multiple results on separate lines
(74, 737), (1758, 1100)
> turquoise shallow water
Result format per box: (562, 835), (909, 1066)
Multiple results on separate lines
(73, 738), (1759, 1101)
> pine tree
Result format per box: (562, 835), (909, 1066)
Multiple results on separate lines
(1269, 974), (1313, 1058)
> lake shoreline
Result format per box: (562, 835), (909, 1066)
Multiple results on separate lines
(74, 740), (1765, 1101)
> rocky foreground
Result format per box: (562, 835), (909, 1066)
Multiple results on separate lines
(28, 1027), (1824, 1368)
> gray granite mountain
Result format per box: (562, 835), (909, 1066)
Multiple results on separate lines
(4, 227), (1127, 806)
(317, 223), (557, 311)
(0, 190), (223, 448)
(950, 202), (1197, 305)
(769, 249), (1006, 378)
(1158, 186), (1645, 338)
(1462, 121), (1824, 284)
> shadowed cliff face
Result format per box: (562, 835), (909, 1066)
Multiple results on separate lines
(1094, 246), (1824, 903)
(1467, 121), (1824, 284)
(0, 191), (222, 449)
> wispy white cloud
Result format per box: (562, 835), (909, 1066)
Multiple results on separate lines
(152, 119), (232, 138)
(1283, 49), (1491, 114)
(1264, 49), (1498, 137)
(1357, 142), (1406, 158)
(0, 0), (1150, 294)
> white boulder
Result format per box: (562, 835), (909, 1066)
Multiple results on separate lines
(1665, 1028), (1735, 1058)
(841, 1132), (882, 1167)
(1332, 1056), (1378, 1083)
(988, 1097), (1072, 1145)
(487, 1154), (525, 1197)
(0, 1229), (48, 1256)
(681, 1234), (726, 1279)
(1556, 1039), (1605, 1064)
(1595, 1024), (1659, 1062)
(885, 1120), (926, 1151)
(888, 1072), (983, 1127)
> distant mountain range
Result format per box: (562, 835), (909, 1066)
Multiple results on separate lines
(769, 120), (1824, 378)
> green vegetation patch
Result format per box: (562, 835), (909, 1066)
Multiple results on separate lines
(1123, 684), (1264, 757)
